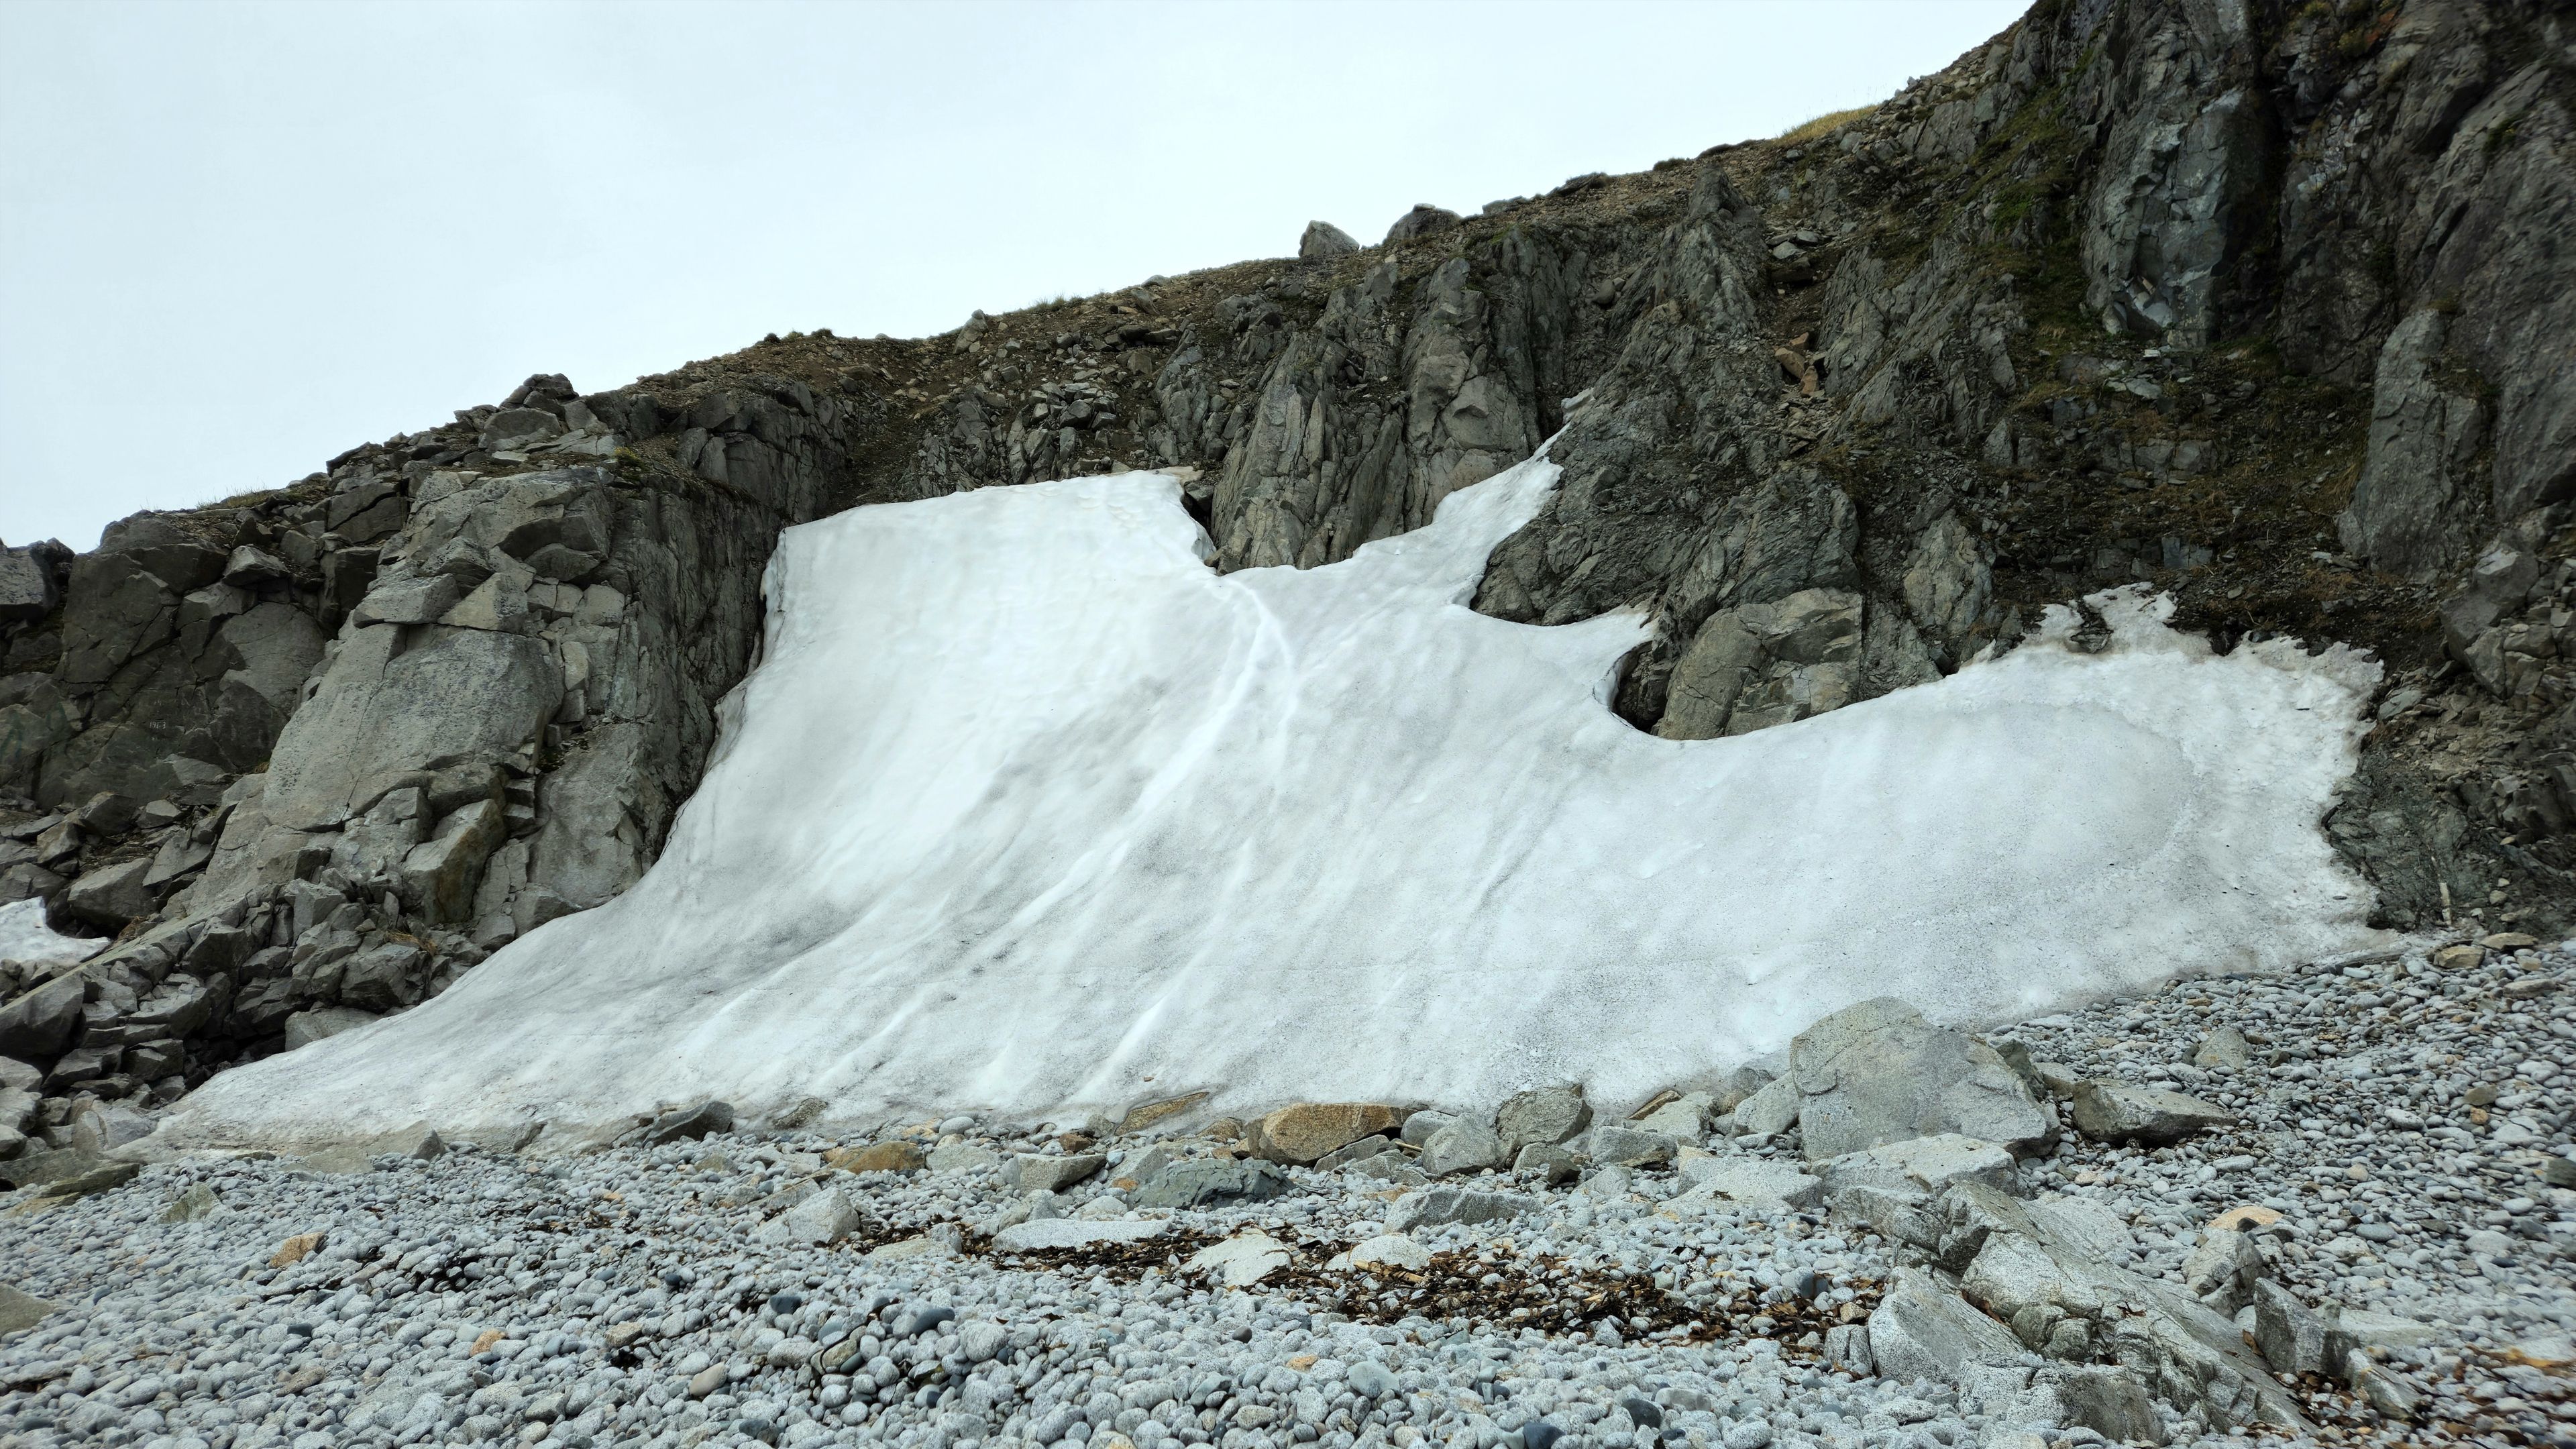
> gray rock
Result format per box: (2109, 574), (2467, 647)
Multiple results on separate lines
(0, 971), (85, 1060)
(639, 1099), (734, 1144)
(1816, 1134), (2017, 1197)
(352, 574), (462, 627)
(335, 941), (427, 1012)
(1495, 1083), (1591, 1154)
(64, 857), (155, 928)
(1010, 1153), (1105, 1193)
(1790, 998), (2055, 1161)
(282, 1006), (378, 1051)
(927, 1140), (1000, 1173)
(1130, 1159), (1287, 1210)
(1417, 1114), (1506, 1176)
(2068, 1079), (2234, 1145)
(2251, 1279), (2331, 1378)
(1667, 1158), (1821, 1213)
(0, 1282), (56, 1335)
(1729, 1073), (1801, 1137)
(0, 546), (61, 625)
(759, 1186), (864, 1245)
(1630, 1092), (1712, 1138)
(399, 798), (504, 923)
(1297, 221), (1361, 259)
(1399, 1110), (1453, 1146)
(1655, 588), (1863, 739)
(1567, 1124), (1678, 1167)
(1512, 1142), (1578, 1185)
(2179, 1227), (2266, 1313)
(1386, 1186), (1534, 1230)
(2190, 1026), (2253, 1070)
(1865, 1267), (2027, 1385)
(992, 1218), (1165, 1251)
(2338, 310), (2490, 578)
(1383, 205), (1462, 244)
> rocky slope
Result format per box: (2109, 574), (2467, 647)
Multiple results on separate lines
(2, 0), (2574, 1146)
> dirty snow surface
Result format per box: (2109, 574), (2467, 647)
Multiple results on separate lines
(181, 452), (2385, 1140)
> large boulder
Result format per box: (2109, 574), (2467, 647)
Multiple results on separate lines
(1495, 1083), (1591, 1154)
(1417, 1114), (1507, 1176)
(1247, 1102), (1403, 1164)
(64, 857), (156, 928)
(2069, 1080), (2235, 1145)
(1790, 997), (2055, 1161)
(0, 971), (85, 1060)
(1130, 1159), (1289, 1210)
(1297, 221), (1361, 259)
(0, 543), (63, 625)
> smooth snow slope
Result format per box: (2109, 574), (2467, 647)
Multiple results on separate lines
(182, 452), (2385, 1140)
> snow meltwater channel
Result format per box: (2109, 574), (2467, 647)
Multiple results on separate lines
(182, 450), (2385, 1140)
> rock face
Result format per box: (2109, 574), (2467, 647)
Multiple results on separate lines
(1790, 998), (2055, 1161)
(4, 0), (2574, 1113)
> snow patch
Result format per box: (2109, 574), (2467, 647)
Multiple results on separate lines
(0, 898), (106, 971)
(178, 452), (2384, 1140)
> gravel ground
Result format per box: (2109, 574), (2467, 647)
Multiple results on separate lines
(2, 938), (2571, 1449)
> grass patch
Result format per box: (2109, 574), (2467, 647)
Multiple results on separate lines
(1778, 105), (1875, 144)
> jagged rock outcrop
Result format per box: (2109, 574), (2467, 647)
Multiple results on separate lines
(3, 0), (2573, 1134)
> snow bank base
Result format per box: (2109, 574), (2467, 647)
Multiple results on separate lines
(178, 455), (2384, 1141)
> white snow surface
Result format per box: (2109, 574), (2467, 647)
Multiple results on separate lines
(180, 451), (2386, 1142)
(0, 898), (107, 971)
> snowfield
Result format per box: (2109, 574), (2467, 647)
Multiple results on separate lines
(177, 451), (2387, 1141)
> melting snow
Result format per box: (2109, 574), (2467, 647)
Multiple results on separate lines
(181, 451), (2385, 1139)
(0, 898), (107, 971)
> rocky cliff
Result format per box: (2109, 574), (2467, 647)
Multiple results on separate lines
(3, 0), (2573, 1125)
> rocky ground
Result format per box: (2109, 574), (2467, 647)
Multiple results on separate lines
(3, 937), (2572, 1449)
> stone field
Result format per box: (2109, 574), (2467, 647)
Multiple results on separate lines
(3, 934), (2573, 1449)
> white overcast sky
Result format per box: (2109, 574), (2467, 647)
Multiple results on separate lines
(1, 0), (2027, 551)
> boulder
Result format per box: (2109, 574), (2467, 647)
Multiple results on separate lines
(64, 857), (156, 928)
(0, 1283), (56, 1336)
(1513, 1142), (1579, 1185)
(994, 1218), (1165, 1251)
(0, 971), (85, 1060)
(639, 1099), (733, 1144)
(1387, 1186), (1534, 1231)
(1567, 1124), (1676, 1167)
(1666, 1157), (1821, 1213)
(1631, 1092), (1711, 1138)
(1131, 1159), (1289, 1210)
(2179, 1227), (2265, 1313)
(1790, 998), (2055, 1161)
(759, 1186), (864, 1245)
(1383, 204), (1462, 244)
(1817, 1134), (2017, 1197)
(1187, 1231), (1291, 1287)
(827, 1140), (926, 1175)
(2190, 1027), (2253, 1070)
(2250, 1279), (2331, 1377)
(282, 1006), (378, 1051)
(351, 574), (462, 627)
(1010, 1153), (1104, 1193)
(1346, 1233), (1432, 1271)
(1866, 1267), (2028, 1385)
(1729, 1073), (1801, 1136)
(1418, 1114), (1507, 1175)
(0, 546), (62, 625)
(1495, 1083), (1591, 1153)
(927, 1140), (1000, 1173)
(1297, 221), (1361, 259)
(2068, 1080), (2234, 1145)
(1248, 1102), (1403, 1163)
